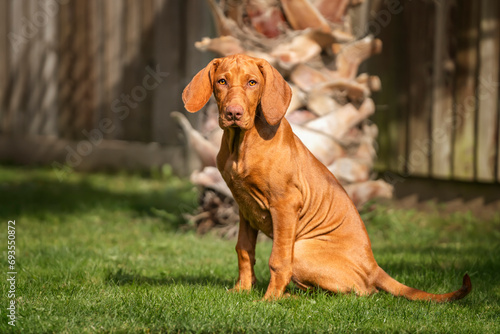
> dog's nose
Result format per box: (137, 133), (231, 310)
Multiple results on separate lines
(225, 105), (244, 120)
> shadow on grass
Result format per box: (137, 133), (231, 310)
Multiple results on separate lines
(106, 268), (235, 288)
(376, 243), (500, 276)
(104, 259), (497, 304)
(0, 168), (197, 228)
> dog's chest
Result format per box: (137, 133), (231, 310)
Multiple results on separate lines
(221, 159), (274, 238)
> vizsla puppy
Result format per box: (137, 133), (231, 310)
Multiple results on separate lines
(182, 54), (471, 302)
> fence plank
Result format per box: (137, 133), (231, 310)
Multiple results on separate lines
(139, 0), (156, 143)
(103, 0), (125, 139)
(28, 0), (43, 135)
(348, 0), (370, 38)
(152, 0), (182, 145)
(184, 0), (213, 131)
(431, 0), (454, 179)
(89, 0), (104, 132)
(37, 0), (59, 136)
(182, 0), (213, 171)
(366, 0), (407, 176)
(0, 0), (8, 120)
(120, 0), (144, 141)
(57, 0), (95, 138)
(453, 0), (480, 181)
(74, 0), (95, 136)
(476, 0), (500, 182)
(7, 0), (31, 134)
(356, 0), (383, 173)
(57, 0), (73, 138)
(389, 1), (407, 176)
(403, 1), (435, 177)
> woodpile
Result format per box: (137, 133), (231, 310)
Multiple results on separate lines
(174, 0), (393, 237)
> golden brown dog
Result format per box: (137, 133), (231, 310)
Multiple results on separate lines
(182, 54), (471, 302)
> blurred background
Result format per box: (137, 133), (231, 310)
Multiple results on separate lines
(0, 0), (499, 212)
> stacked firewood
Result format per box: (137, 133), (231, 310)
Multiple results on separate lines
(173, 0), (393, 237)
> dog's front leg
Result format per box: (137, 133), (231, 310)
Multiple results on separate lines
(263, 202), (299, 301)
(231, 212), (258, 292)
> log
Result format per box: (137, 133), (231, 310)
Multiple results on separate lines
(207, 0), (239, 37)
(344, 180), (393, 208)
(286, 109), (317, 125)
(286, 83), (307, 115)
(290, 63), (330, 92)
(336, 35), (383, 79)
(200, 102), (224, 148)
(171, 111), (218, 168)
(281, 0), (331, 32)
(314, 0), (351, 24)
(290, 123), (346, 165)
(246, 2), (288, 38)
(195, 36), (245, 56)
(191, 166), (233, 198)
(306, 97), (375, 140)
(271, 34), (322, 69)
(304, 100), (374, 140)
(328, 157), (370, 184)
(356, 73), (382, 92)
(307, 92), (343, 116)
(309, 78), (371, 105)
(353, 123), (378, 165)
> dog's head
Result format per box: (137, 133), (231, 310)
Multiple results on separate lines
(182, 54), (292, 130)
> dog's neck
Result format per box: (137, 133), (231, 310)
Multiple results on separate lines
(225, 127), (245, 157)
(223, 116), (281, 157)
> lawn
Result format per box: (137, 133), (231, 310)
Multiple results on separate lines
(0, 165), (499, 333)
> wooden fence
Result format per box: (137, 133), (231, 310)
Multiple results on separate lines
(0, 0), (499, 185)
(366, 0), (500, 184)
(0, 0), (214, 175)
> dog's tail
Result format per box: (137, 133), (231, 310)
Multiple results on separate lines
(374, 267), (471, 302)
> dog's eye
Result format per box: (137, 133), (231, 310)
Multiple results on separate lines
(218, 79), (227, 85)
(248, 80), (257, 86)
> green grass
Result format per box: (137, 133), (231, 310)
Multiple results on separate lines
(0, 165), (499, 333)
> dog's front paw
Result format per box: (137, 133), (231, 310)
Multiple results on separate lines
(228, 282), (252, 293)
(259, 292), (297, 302)
(262, 289), (283, 301)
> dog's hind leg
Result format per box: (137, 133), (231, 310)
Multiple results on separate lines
(291, 239), (379, 296)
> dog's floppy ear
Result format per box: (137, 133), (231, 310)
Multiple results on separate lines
(183, 58), (220, 112)
(257, 59), (292, 126)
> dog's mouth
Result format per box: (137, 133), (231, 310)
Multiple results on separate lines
(229, 119), (244, 127)
(220, 117), (250, 130)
